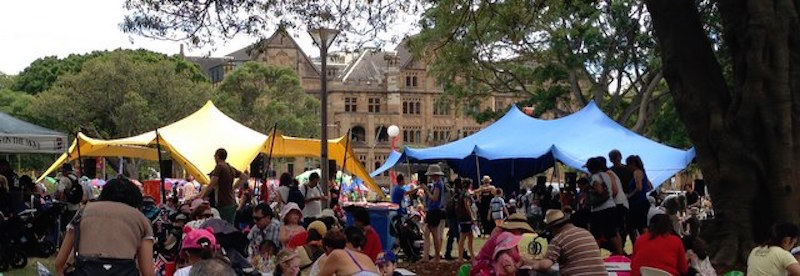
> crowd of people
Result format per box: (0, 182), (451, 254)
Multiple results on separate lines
(3, 146), (800, 276)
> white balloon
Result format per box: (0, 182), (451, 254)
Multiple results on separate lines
(387, 125), (400, 137)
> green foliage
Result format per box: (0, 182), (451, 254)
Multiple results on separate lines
(0, 72), (15, 90)
(411, 0), (693, 147)
(27, 51), (213, 138)
(13, 49), (207, 94)
(216, 62), (321, 138)
(646, 98), (691, 148)
(0, 89), (35, 117)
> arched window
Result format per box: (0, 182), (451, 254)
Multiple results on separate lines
(415, 102), (421, 114)
(374, 161), (382, 171)
(375, 126), (389, 143)
(351, 126), (366, 143)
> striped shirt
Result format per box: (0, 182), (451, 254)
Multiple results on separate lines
(546, 224), (607, 276)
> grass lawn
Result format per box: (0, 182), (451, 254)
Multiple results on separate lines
(3, 257), (55, 276)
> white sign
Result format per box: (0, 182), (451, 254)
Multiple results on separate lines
(0, 134), (67, 154)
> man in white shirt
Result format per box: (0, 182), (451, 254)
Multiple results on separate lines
(301, 173), (324, 225)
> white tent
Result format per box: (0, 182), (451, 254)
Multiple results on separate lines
(0, 112), (67, 154)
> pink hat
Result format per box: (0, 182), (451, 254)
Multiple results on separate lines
(181, 226), (219, 251)
(280, 203), (303, 223)
(492, 232), (523, 260)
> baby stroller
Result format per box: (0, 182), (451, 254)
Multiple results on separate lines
(15, 204), (60, 257)
(0, 212), (29, 271)
(391, 213), (423, 262)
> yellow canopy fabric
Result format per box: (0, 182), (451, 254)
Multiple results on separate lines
(38, 101), (383, 198)
(263, 133), (383, 199)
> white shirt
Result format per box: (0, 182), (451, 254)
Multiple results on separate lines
(301, 184), (323, 218)
(277, 186), (290, 204)
(605, 171), (628, 208)
(174, 266), (191, 276)
(590, 173), (616, 212)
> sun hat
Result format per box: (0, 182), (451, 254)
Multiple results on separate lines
(277, 248), (299, 264)
(280, 202), (303, 223)
(376, 250), (397, 265)
(497, 213), (534, 233)
(308, 220), (328, 237)
(181, 226), (219, 251)
(482, 175), (492, 183)
(543, 209), (570, 228)
(425, 164), (445, 176)
(319, 209), (336, 219)
(492, 232), (523, 260)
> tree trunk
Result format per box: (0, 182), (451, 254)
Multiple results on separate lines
(646, 0), (800, 265)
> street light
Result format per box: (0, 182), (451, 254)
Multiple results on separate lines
(309, 27), (340, 201)
(387, 125), (400, 192)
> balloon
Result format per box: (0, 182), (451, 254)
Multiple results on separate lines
(387, 125), (400, 137)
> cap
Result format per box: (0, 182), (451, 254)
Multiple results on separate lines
(376, 250), (397, 264)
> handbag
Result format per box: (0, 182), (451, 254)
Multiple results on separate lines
(588, 178), (610, 207)
(66, 206), (140, 276)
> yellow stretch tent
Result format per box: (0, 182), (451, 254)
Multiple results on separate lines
(263, 133), (383, 198)
(38, 101), (383, 197)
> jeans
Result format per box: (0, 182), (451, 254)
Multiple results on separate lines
(444, 216), (459, 257)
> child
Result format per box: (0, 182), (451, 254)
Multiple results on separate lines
(279, 203), (306, 247)
(683, 236), (716, 276)
(251, 240), (278, 274)
(376, 250), (402, 276)
(493, 232), (522, 276)
(489, 189), (508, 227)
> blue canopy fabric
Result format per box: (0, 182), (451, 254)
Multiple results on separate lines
(370, 101), (695, 193)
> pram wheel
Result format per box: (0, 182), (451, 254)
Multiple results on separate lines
(10, 251), (27, 269)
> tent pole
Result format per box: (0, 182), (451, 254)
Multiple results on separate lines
(75, 132), (82, 177)
(263, 124), (278, 204)
(474, 153), (481, 184)
(155, 129), (166, 205)
(338, 128), (351, 206)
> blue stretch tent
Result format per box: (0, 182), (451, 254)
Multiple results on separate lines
(371, 101), (695, 193)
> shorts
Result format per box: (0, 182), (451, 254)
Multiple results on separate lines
(590, 207), (618, 240)
(459, 219), (473, 234)
(425, 209), (444, 228)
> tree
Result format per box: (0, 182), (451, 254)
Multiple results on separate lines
(409, 0), (669, 131)
(216, 62), (320, 137)
(121, 0), (423, 49)
(0, 72), (14, 90)
(13, 49), (207, 94)
(27, 50), (214, 178)
(645, 0), (800, 264)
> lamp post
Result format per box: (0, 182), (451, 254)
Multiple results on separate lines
(387, 125), (400, 192)
(309, 27), (340, 200)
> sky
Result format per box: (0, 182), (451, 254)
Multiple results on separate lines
(0, 0), (325, 75)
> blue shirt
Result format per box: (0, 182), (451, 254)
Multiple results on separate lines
(426, 180), (444, 210)
(391, 185), (407, 215)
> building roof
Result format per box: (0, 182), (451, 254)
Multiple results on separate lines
(341, 50), (389, 83)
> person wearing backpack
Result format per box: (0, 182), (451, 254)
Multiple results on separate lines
(443, 178), (461, 260)
(301, 173), (325, 225)
(56, 163), (82, 232)
(456, 178), (476, 263)
(585, 157), (624, 255)
(286, 179), (306, 211)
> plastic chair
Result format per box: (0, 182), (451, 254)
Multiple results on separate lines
(458, 263), (471, 276)
(722, 271), (744, 276)
(640, 267), (672, 276)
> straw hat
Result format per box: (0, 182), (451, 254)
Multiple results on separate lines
(482, 175), (492, 183)
(492, 232), (523, 260)
(497, 213), (534, 233)
(543, 209), (570, 228)
(425, 164), (445, 176)
(308, 220), (328, 237)
(318, 209), (336, 219)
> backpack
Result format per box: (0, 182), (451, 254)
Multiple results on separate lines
(588, 175), (610, 207)
(65, 174), (83, 204)
(455, 193), (471, 219)
(287, 186), (305, 210)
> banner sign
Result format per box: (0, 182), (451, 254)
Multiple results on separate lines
(0, 134), (67, 154)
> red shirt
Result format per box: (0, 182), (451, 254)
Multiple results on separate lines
(362, 226), (383, 262)
(631, 232), (688, 276)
